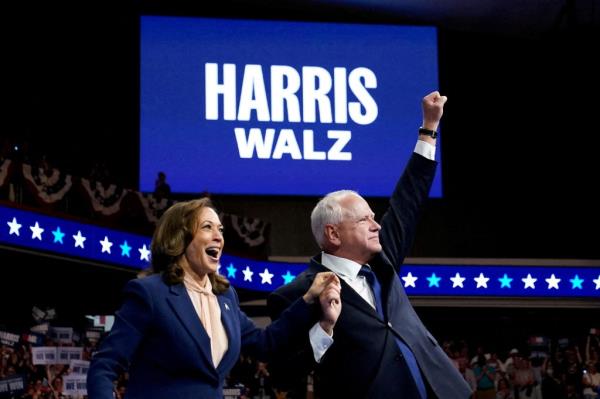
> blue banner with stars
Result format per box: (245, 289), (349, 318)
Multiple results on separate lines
(1, 204), (599, 297)
(1, 204), (150, 270)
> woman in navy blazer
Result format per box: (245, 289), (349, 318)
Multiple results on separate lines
(87, 198), (341, 399)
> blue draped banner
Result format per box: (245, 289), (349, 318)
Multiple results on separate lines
(1, 204), (598, 298)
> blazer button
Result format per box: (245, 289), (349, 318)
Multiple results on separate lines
(388, 321), (393, 328)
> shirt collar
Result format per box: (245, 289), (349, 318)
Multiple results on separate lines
(321, 252), (363, 280)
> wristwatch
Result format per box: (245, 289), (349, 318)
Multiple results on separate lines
(418, 127), (438, 139)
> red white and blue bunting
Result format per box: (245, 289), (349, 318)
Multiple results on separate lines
(22, 164), (73, 204)
(2, 159), (270, 259)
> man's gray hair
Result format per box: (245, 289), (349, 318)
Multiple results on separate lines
(311, 190), (360, 248)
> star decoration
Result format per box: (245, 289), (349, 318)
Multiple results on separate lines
(522, 274), (537, 289)
(427, 273), (441, 288)
(120, 241), (131, 257)
(7, 202), (600, 301)
(282, 271), (295, 284)
(52, 226), (65, 244)
(30, 222), (44, 240)
(73, 231), (86, 248)
(227, 263), (237, 278)
(242, 266), (254, 282)
(138, 244), (151, 261)
(402, 272), (418, 288)
(7, 217), (22, 236)
(259, 268), (274, 285)
(99, 236), (113, 254)
(450, 273), (465, 288)
(545, 274), (560, 290)
(474, 273), (490, 288)
(498, 274), (513, 288)
(569, 274), (583, 289)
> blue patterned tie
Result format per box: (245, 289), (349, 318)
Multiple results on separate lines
(359, 266), (427, 399)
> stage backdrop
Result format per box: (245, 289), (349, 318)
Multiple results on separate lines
(139, 16), (441, 197)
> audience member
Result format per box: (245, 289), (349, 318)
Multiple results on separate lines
(153, 171), (171, 200)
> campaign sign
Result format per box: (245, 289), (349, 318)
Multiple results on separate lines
(63, 375), (87, 397)
(140, 16), (441, 197)
(0, 331), (19, 347)
(50, 327), (73, 344)
(0, 375), (25, 398)
(31, 347), (57, 365)
(57, 347), (83, 365)
(70, 360), (90, 376)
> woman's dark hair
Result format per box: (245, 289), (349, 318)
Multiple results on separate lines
(146, 197), (230, 294)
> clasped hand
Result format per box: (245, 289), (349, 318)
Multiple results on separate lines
(303, 272), (342, 335)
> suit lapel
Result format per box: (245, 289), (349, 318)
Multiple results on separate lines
(166, 284), (215, 371)
(309, 257), (383, 322)
(373, 256), (404, 313)
(339, 278), (384, 322)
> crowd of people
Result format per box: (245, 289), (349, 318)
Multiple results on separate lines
(447, 333), (600, 399)
(1, 318), (598, 398)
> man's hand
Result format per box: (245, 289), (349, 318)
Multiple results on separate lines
(318, 274), (341, 336)
(421, 91), (448, 133)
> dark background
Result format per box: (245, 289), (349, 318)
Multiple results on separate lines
(6, 1), (599, 258)
(3, 1), (599, 337)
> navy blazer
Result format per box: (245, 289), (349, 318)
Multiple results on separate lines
(268, 153), (472, 399)
(88, 274), (314, 399)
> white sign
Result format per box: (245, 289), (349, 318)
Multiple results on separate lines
(63, 374), (87, 397)
(31, 347), (57, 365)
(70, 360), (90, 376)
(51, 327), (73, 344)
(57, 347), (83, 365)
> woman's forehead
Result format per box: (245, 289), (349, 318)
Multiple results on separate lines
(197, 207), (220, 222)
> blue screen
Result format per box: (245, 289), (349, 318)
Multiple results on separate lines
(140, 16), (441, 197)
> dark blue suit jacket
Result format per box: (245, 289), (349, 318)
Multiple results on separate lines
(88, 274), (313, 399)
(268, 153), (472, 398)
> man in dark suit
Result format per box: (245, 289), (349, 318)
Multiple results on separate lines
(268, 92), (472, 399)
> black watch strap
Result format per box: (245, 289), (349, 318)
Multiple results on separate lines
(418, 127), (438, 139)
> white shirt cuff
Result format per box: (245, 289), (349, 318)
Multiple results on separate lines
(414, 140), (436, 161)
(309, 322), (334, 363)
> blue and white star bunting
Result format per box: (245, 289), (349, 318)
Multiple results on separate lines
(1, 204), (599, 296)
(1, 204), (151, 270)
(395, 265), (599, 298)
